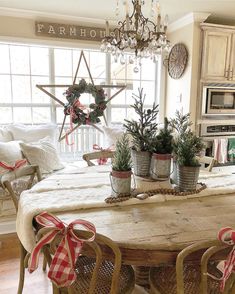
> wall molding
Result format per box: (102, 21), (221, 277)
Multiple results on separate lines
(0, 7), (117, 26)
(168, 12), (211, 33)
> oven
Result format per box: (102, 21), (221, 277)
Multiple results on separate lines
(202, 86), (235, 115)
(200, 122), (235, 137)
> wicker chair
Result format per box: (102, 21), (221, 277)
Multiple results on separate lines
(82, 150), (115, 166)
(0, 165), (43, 294)
(196, 156), (217, 172)
(41, 229), (135, 294)
(149, 239), (235, 294)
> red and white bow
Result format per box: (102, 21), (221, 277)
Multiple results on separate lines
(93, 144), (113, 165)
(0, 159), (27, 171)
(28, 212), (96, 287)
(216, 227), (235, 292)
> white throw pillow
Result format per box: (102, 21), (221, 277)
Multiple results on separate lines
(7, 124), (58, 144)
(102, 125), (132, 148)
(102, 126), (125, 147)
(0, 141), (24, 175)
(19, 138), (64, 174)
(0, 127), (13, 142)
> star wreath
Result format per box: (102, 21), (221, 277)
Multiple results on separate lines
(36, 51), (126, 142)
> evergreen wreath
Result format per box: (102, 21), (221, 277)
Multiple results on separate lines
(64, 79), (107, 125)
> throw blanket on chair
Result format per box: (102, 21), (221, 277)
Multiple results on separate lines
(228, 138), (235, 162)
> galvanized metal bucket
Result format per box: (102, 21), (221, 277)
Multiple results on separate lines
(150, 153), (172, 181)
(177, 165), (200, 192)
(131, 150), (151, 177)
(110, 170), (133, 197)
(170, 160), (178, 185)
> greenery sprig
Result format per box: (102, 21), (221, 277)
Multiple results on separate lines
(124, 88), (159, 152)
(112, 134), (132, 171)
(170, 110), (205, 166)
(151, 117), (173, 154)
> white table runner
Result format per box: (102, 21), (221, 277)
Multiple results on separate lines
(16, 163), (235, 252)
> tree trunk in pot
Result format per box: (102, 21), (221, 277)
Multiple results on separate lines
(177, 165), (200, 192)
(131, 150), (151, 177)
(110, 170), (132, 197)
(150, 153), (172, 181)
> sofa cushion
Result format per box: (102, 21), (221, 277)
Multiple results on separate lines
(7, 124), (58, 144)
(0, 141), (24, 175)
(20, 138), (64, 174)
(0, 127), (13, 142)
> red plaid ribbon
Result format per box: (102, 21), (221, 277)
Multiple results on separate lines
(216, 227), (235, 291)
(93, 144), (113, 165)
(28, 212), (96, 287)
(0, 159), (27, 171)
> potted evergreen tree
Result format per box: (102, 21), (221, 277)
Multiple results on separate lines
(170, 111), (205, 191)
(124, 88), (159, 177)
(110, 134), (132, 196)
(150, 117), (173, 180)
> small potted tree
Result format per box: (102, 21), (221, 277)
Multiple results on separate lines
(110, 133), (132, 196)
(150, 117), (173, 180)
(124, 88), (159, 177)
(170, 111), (205, 191)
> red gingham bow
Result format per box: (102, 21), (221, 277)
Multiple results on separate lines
(216, 227), (235, 292)
(0, 159), (27, 171)
(28, 212), (96, 287)
(93, 144), (112, 165)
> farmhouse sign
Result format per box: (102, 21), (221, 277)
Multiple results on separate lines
(35, 21), (108, 42)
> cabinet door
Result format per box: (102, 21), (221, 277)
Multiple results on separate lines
(229, 33), (235, 80)
(201, 30), (232, 80)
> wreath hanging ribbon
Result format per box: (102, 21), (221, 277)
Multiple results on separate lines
(28, 212), (96, 287)
(0, 159), (27, 171)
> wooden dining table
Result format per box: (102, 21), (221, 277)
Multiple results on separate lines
(53, 192), (235, 266)
(16, 164), (235, 288)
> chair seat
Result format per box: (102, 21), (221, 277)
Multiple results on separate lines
(71, 256), (135, 294)
(150, 263), (221, 294)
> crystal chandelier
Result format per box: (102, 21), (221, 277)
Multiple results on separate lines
(100, 0), (171, 71)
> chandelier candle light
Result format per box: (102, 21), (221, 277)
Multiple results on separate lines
(101, 0), (171, 71)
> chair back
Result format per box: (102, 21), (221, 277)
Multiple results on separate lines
(82, 150), (115, 166)
(196, 156), (217, 172)
(0, 165), (42, 211)
(42, 230), (122, 294)
(176, 240), (235, 294)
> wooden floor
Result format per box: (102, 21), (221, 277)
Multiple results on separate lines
(0, 233), (52, 294)
(0, 233), (147, 294)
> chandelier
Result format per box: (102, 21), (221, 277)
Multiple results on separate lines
(100, 0), (171, 71)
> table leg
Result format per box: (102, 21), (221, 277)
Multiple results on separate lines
(133, 266), (151, 289)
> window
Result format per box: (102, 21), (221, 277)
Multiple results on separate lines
(0, 42), (160, 156)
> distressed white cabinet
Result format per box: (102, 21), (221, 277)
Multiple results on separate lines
(201, 24), (235, 81)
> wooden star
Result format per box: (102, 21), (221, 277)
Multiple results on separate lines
(36, 50), (126, 142)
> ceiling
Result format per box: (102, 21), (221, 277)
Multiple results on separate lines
(1, 0), (235, 24)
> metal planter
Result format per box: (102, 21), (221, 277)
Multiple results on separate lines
(150, 153), (172, 181)
(131, 150), (151, 177)
(177, 165), (200, 192)
(110, 170), (132, 197)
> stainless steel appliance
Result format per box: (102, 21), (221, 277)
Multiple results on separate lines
(200, 121), (235, 137)
(202, 85), (235, 115)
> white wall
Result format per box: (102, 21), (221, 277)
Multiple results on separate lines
(165, 21), (202, 130)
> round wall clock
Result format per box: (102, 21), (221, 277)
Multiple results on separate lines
(168, 43), (188, 79)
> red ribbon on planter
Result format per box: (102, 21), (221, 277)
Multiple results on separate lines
(216, 227), (235, 292)
(28, 212), (96, 288)
(0, 159), (27, 171)
(93, 144), (113, 165)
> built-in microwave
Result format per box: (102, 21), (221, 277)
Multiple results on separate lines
(202, 86), (235, 115)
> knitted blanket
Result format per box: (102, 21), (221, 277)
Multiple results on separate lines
(16, 164), (235, 253)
